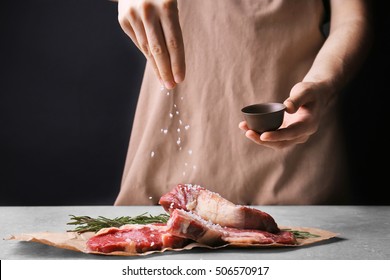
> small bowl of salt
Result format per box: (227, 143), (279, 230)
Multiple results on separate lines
(241, 102), (286, 134)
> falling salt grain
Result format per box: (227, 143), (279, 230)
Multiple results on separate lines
(176, 111), (179, 115)
(177, 137), (181, 145)
(182, 171), (186, 176)
(150, 151), (155, 158)
(163, 129), (168, 134)
(179, 120), (183, 125)
(169, 113), (173, 118)
(174, 104), (177, 108)
(180, 96), (184, 100)
(185, 125), (190, 130)
(166, 91), (170, 96)
(188, 149), (193, 155)
(149, 196), (153, 200)
(177, 128), (181, 133)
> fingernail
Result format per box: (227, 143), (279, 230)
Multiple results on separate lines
(174, 74), (184, 83)
(164, 80), (175, 89)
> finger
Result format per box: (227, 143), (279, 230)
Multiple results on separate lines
(127, 13), (162, 82)
(245, 130), (264, 145)
(260, 121), (309, 142)
(239, 121), (249, 131)
(142, 5), (176, 89)
(260, 135), (310, 149)
(118, 16), (139, 48)
(160, 0), (185, 83)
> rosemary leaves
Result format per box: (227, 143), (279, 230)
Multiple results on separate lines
(67, 213), (170, 233)
(283, 229), (320, 239)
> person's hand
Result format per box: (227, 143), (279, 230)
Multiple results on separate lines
(117, 0), (185, 89)
(239, 81), (330, 150)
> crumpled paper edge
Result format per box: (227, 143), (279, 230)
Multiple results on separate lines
(5, 226), (338, 256)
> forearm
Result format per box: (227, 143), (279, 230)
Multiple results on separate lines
(303, 0), (372, 103)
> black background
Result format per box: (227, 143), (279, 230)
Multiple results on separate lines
(1, 1), (388, 206)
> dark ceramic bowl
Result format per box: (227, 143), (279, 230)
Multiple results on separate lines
(241, 102), (286, 134)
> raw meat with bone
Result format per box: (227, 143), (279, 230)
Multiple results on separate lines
(159, 184), (280, 233)
(167, 209), (296, 247)
(86, 224), (189, 253)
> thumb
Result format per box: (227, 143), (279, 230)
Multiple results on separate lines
(283, 82), (316, 114)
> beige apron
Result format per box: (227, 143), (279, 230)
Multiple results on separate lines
(115, 0), (350, 206)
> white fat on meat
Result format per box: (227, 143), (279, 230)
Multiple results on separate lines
(159, 184), (280, 233)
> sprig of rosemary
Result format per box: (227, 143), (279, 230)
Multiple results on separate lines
(283, 228), (320, 239)
(67, 214), (321, 239)
(67, 213), (170, 233)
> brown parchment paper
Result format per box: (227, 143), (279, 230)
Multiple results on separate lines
(5, 226), (339, 256)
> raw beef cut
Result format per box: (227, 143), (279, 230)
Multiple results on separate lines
(167, 209), (296, 247)
(86, 223), (189, 253)
(159, 184), (280, 233)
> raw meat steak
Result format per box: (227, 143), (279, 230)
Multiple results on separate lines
(159, 184), (280, 233)
(86, 223), (189, 253)
(167, 209), (296, 247)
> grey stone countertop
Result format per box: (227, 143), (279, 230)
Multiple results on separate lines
(1, 205), (389, 260)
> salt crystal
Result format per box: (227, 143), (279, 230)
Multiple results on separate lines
(170, 202), (174, 208)
(163, 129), (168, 134)
(176, 111), (179, 115)
(179, 147), (182, 151)
(160, 128), (163, 132)
(185, 125), (190, 130)
(184, 162), (188, 166)
(174, 104), (177, 108)
(166, 92), (170, 96)
(150, 151), (155, 158)
(177, 137), (181, 145)
(177, 128), (180, 133)
(180, 96), (184, 100)
(188, 149), (193, 155)
(179, 120), (183, 125)
(148, 196), (153, 200)
(150, 242), (155, 247)
(160, 85), (165, 91)
(150, 234), (155, 237)
(182, 171), (186, 176)
(169, 113), (173, 118)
